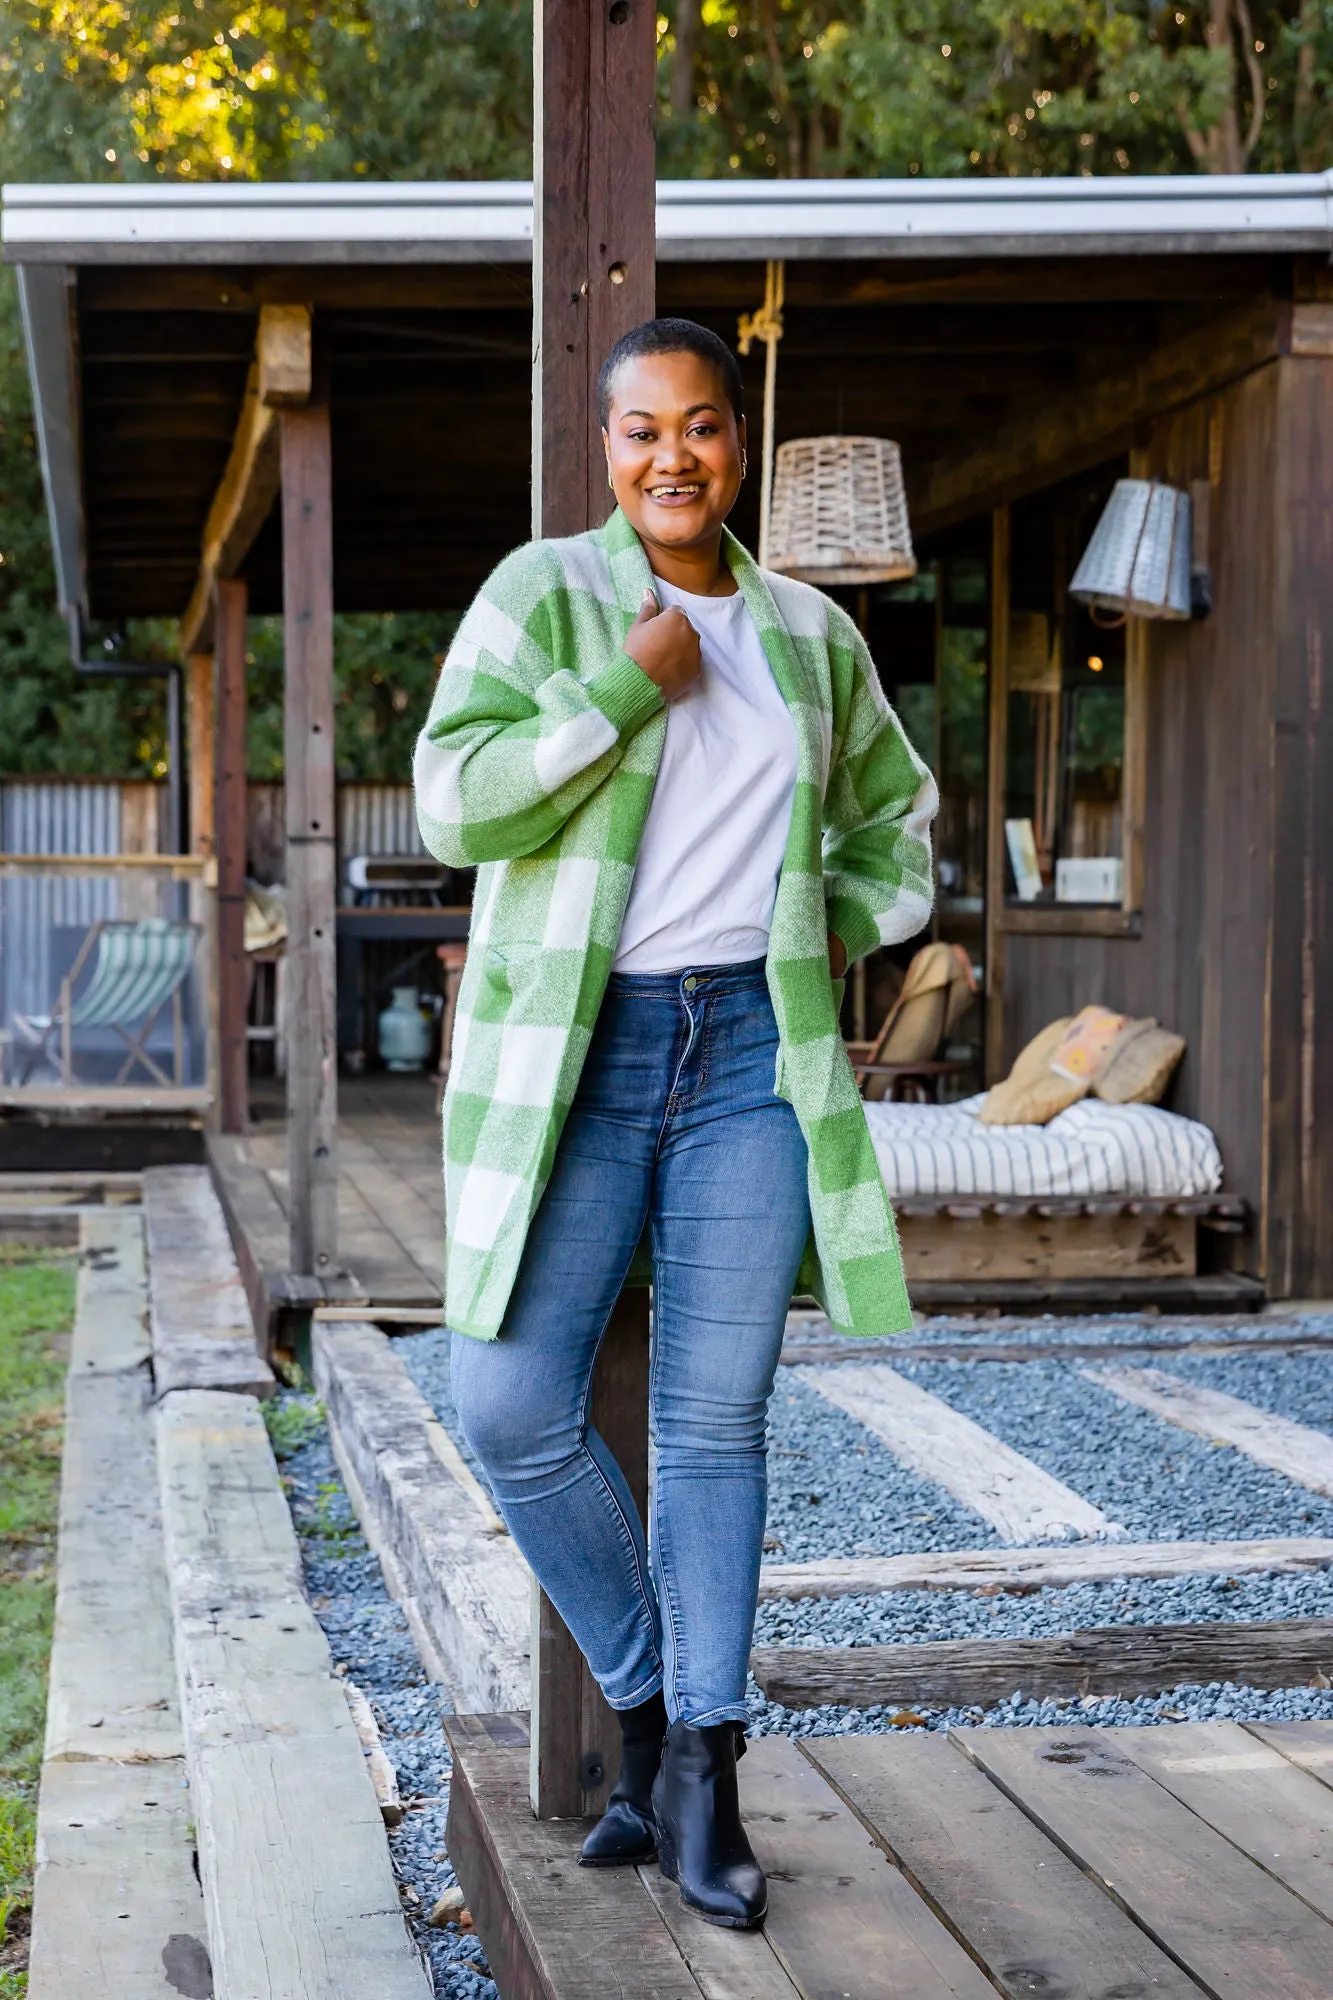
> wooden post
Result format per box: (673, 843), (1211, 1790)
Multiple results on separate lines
(186, 652), (215, 860)
(530, 0), (657, 1820)
(984, 504), (1011, 1086)
(214, 579), (249, 1134)
(282, 394), (339, 1278)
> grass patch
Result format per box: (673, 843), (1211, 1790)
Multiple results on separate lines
(0, 1250), (75, 1996)
(263, 1391), (324, 1462)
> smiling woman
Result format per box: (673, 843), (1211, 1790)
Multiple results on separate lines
(414, 315), (937, 1935)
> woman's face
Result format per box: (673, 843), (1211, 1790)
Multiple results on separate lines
(602, 350), (745, 558)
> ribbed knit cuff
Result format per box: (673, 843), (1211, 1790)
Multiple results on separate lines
(587, 655), (665, 740)
(825, 896), (881, 968)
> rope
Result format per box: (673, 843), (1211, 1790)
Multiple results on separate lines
(737, 259), (785, 567)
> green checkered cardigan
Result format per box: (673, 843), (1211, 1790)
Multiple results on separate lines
(414, 508), (937, 1341)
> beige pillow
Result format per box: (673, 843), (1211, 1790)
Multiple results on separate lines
(1095, 1019), (1186, 1105)
(978, 1017), (1085, 1126)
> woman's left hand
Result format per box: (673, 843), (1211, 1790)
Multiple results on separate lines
(828, 933), (848, 980)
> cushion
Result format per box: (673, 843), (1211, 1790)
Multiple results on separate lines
(1048, 1005), (1131, 1085)
(1095, 1019), (1186, 1105)
(978, 1016), (1084, 1126)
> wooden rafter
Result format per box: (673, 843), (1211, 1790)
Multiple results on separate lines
(911, 295), (1287, 536)
(178, 305), (311, 654)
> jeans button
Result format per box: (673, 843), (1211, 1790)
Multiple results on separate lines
(683, 976), (698, 992)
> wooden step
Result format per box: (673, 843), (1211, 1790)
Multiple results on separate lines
(142, 1165), (275, 1398)
(312, 1317), (529, 1711)
(29, 1210), (209, 1999)
(157, 1387), (432, 2000)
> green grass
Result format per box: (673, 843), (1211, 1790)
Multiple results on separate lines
(0, 1250), (75, 1997)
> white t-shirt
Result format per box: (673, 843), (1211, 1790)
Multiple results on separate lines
(613, 578), (799, 974)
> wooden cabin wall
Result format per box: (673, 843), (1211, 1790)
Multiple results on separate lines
(1001, 356), (1333, 1294)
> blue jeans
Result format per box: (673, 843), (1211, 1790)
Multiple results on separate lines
(449, 959), (811, 1726)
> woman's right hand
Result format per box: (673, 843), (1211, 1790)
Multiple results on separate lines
(623, 590), (701, 702)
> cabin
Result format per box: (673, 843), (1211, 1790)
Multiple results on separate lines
(3, 171), (1331, 1315)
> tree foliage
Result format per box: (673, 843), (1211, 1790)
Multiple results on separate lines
(0, 0), (1330, 776)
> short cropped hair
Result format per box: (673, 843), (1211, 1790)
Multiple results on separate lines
(597, 317), (745, 429)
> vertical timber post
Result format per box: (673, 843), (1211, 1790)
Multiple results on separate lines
(214, 578), (249, 1134)
(530, 0), (657, 1820)
(281, 387), (339, 1278)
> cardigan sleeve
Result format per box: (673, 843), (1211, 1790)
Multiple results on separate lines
(820, 613), (938, 966)
(414, 546), (663, 866)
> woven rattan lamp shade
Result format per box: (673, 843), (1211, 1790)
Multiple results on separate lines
(766, 436), (916, 585)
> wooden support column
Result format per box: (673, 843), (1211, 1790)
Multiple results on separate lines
(214, 580), (249, 1134)
(529, 0), (657, 1821)
(282, 392), (339, 1278)
(984, 504), (1011, 1086)
(186, 652), (214, 860)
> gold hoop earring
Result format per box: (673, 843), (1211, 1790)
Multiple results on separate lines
(740, 451), (748, 481)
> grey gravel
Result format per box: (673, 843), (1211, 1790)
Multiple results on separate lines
(747, 1675), (1333, 1738)
(754, 1564), (1333, 1648)
(895, 1356), (1333, 1542)
(1165, 1350), (1333, 1433)
(273, 1393), (497, 2000)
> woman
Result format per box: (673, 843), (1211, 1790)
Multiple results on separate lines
(415, 318), (936, 1930)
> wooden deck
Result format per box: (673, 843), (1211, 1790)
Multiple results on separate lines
(209, 1075), (446, 1334)
(445, 1711), (1333, 2000)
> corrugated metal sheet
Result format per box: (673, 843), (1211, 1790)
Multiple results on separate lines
(338, 784), (423, 865)
(1, 778), (121, 856)
(1, 782), (121, 1020)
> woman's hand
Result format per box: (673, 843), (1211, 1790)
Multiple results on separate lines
(623, 590), (702, 702)
(828, 933), (848, 980)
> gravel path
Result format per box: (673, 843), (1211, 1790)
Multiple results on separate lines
(754, 1564), (1333, 1647)
(895, 1356), (1333, 1541)
(748, 1676), (1333, 1739)
(272, 1393), (498, 2000)
(1165, 1350), (1333, 1433)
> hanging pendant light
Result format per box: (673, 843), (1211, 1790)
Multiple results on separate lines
(766, 435), (917, 586)
(1069, 478), (1192, 622)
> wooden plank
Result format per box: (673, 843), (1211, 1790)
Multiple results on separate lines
(739, 1735), (996, 1999)
(214, 575), (248, 1135)
(959, 1724), (1333, 1998)
(1116, 1721), (1333, 1923)
(1244, 1721), (1333, 1794)
(805, 1733), (1201, 2000)
(178, 363), (280, 655)
(206, 1130), (328, 1342)
(282, 395), (340, 1278)
(898, 1205), (1196, 1282)
(443, 1717), (705, 2000)
(73, 1209), (151, 1376)
(338, 1140), (444, 1289)
(1084, 1362), (1333, 1498)
(637, 1867), (801, 2000)
(914, 297), (1284, 535)
(28, 1759), (210, 2000)
(0, 1208), (79, 1247)
(311, 1318), (529, 1710)
(757, 1535), (1333, 1602)
(257, 301), (312, 408)
(751, 1618), (1333, 1711)
(158, 1388), (432, 2000)
(142, 1166), (274, 1398)
(794, 1363), (1124, 1544)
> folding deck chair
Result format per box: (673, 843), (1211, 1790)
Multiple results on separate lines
(12, 917), (200, 1087)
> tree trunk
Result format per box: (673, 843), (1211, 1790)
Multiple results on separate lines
(1200, 0), (1244, 173)
(670, 0), (698, 120)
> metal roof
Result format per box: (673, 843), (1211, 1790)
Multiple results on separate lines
(6, 172), (1333, 264)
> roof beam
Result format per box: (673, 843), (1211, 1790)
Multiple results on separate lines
(179, 304), (310, 654)
(911, 295), (1289, 536)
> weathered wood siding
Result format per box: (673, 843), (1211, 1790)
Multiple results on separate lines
(1001, 355), (1332, 1295)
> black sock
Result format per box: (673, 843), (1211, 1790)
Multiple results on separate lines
(620, 1688), (667, 1749)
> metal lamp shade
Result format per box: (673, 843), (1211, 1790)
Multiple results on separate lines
(1069, 478), (1192, 621)
(766, 436), (917, 585)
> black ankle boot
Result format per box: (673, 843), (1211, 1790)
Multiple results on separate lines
(652, 1719), (766, 1929)
(578, 1691), (667, 1867)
